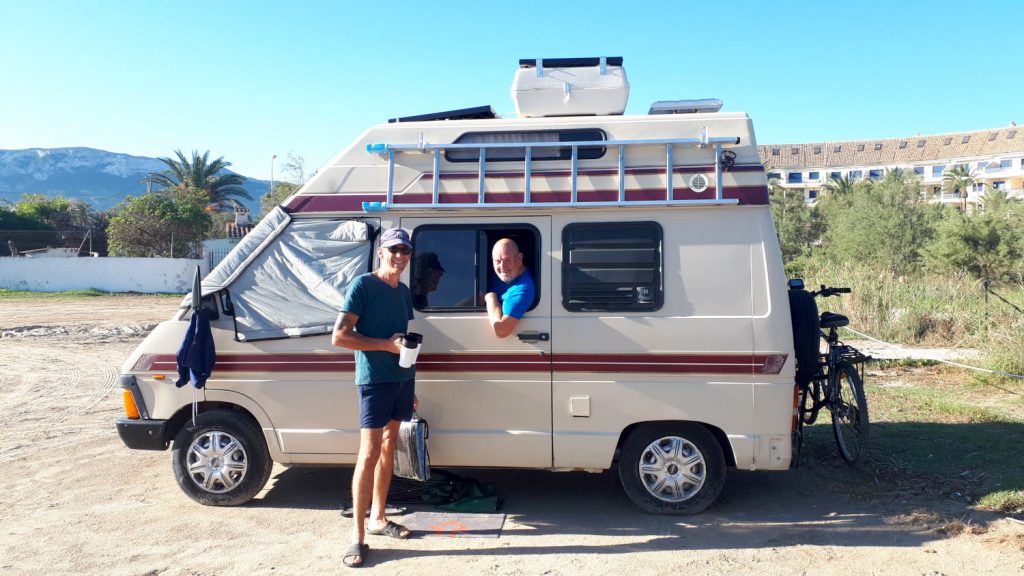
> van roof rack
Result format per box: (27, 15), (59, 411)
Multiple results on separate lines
(364, 129), (742, 211)
(389, 105), (499, 123)
(518, 57), (623, 69)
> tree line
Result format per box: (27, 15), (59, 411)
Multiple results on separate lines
(1, 150), (306, 257)
(770, 168), (1024, 283)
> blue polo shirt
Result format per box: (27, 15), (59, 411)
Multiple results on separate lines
(341, 273), (415, 385)
(488, 270), (535, 319)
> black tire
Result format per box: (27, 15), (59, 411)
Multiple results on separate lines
(831, 362), (870, 465)
(788, 289), (820, 388)
(618, 423), (725, 515)
(171, 410), (272, 506)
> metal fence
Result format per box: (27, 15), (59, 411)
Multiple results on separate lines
(205, 247), (232, 271)
(1, 229), (107, 257)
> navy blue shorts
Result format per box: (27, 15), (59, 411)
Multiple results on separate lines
(357, 379), (415, 429)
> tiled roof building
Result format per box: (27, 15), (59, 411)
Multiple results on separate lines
(759, 125), (1024, 207)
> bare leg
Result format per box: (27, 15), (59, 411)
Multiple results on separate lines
(369, 419), (401, 528)
(351, 427), (384, 544)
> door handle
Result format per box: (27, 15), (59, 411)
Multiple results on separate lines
(517, 331), (550, 343)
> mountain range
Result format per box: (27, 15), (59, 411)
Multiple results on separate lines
(0, 147), (269, 213)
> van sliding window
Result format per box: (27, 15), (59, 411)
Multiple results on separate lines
(562, 222), (663, 312)
(411, 225), (541, 313)
(445, 129), (606, 163)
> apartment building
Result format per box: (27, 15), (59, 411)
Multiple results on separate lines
(759, 124), (1024, 207)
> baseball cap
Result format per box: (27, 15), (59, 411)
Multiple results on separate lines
(380, 227), (413, 249)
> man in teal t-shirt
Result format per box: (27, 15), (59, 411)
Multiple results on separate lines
(484, 238), (535, 339)
(332, 227), (416, 566)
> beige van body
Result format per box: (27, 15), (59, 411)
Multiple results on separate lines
(117, 58), (797, 514)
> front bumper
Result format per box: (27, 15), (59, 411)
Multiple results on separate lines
(116, 417), (169, 450)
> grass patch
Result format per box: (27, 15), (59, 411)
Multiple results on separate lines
(796, 364), (1023, 517)
(0, 288), (111, 298)
(976, 491), (1024, 515)
(0, 289), (183, 299)
(864, 365), (1023, 514)
(871, 358), (941, 369)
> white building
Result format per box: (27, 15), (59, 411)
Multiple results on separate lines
(759, 124), (1024, 207)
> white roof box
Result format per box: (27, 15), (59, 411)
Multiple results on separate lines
(512, 57), (629, 118)
(649, 99), (724, 115)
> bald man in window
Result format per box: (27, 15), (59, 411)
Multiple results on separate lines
(484, 238), (535, 338)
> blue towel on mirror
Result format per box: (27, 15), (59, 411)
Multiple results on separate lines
(175, 307), (216, 389)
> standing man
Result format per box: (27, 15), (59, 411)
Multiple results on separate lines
(484, 238), (535, 338)
(333, 227), (416, 568)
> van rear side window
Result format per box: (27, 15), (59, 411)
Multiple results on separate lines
(411, 225), (540, 312)
(562, 222), (663, 312)
(445, 129), (606, 163)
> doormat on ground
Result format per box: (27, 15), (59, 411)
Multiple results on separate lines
(401, 511), (506, 538)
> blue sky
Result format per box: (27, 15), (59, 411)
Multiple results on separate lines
(2, 1), (1021, 182)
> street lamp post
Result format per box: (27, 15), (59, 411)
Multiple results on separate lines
(270, 154), (278, 198)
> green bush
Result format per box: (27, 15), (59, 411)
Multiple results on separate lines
(795, 257), (1024, 379)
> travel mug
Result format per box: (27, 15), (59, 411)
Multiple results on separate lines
(399, 332), (423, 368)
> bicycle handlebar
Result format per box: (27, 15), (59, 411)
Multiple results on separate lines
(815, 285), (851, 298)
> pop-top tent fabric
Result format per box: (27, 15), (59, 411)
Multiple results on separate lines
(188, 207), (374, 341)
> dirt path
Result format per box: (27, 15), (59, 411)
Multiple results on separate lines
(1, 296), (1022, 575)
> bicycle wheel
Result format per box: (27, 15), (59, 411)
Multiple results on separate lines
(830, 361), (869, 464)
(801, 377), (822, 425)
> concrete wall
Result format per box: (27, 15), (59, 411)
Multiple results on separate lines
(0, 257), (207, 293)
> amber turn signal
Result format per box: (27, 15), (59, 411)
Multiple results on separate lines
(123, 389), (141, 419)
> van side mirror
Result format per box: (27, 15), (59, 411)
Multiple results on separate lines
(198, 295), (220, 321)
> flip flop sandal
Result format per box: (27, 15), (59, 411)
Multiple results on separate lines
(367, 520), (411, 539)
(343, 542), (369, 568)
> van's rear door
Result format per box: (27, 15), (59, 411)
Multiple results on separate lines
(401, 216), (553, 468)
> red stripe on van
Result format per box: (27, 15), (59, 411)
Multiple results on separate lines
(286, 185), (768, 212)
(140, 352), (785, 375)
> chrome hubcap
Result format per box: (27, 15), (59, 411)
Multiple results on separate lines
(186, 431), (247, 493)
(638, 435), (706, 502)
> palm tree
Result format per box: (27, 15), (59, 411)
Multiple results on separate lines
(144, 150), (251, 210)
(978, 187), (1020, 213)
(942, 164), (979, 212)
(823, 173), (858, 196)
(763, 162), (783, 195)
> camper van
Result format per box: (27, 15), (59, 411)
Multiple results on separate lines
(117, 57), (806, 515)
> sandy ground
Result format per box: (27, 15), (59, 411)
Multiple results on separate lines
(1, 295), (1022, 576)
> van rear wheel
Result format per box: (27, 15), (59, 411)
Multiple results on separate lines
(171, 410), (272, 506)
(618, 423), (725, 514)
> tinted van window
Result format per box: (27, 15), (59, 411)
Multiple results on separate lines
(562, 222), (663, 312)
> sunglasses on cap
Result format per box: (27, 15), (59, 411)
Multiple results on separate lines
(387, 245), (412, 255)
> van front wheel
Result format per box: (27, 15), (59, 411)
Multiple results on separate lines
(171, 410), (272, 506)
(618, 423), (725, 514)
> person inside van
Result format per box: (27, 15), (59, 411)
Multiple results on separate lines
(412, 251), (445, 308)
(332, 227), (417, 567)
(484, 238), (535, 338)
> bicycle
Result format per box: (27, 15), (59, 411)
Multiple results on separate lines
(789, 282), (871, 466)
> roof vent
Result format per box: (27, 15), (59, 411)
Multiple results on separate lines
(648, 99), (723, 115)
(511, 57), (629, 118)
